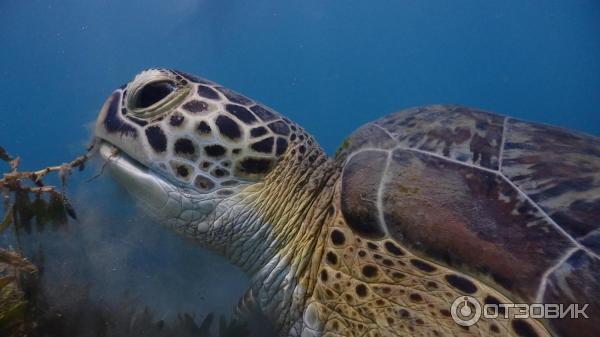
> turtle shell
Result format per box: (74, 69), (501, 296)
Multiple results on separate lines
(336, 105), (599, 337)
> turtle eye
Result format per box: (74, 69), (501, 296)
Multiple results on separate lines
(134, 80), (176, 109)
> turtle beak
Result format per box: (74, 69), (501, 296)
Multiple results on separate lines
(98, 141), (171, 212)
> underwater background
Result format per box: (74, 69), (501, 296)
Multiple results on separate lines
(0, 0), (599, 336)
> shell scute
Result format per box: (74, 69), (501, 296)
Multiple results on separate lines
(340, 150), (387, 239)
(502, 119), (600, 240)
(380, 147), (574, 297)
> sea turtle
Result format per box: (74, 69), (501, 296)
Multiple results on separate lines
(94, 69), (600, 337)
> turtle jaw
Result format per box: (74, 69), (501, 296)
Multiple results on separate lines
(98, 140), (173, 212)
(97, 140), (217, 235)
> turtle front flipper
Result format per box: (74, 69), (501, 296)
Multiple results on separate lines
(301, 196), (552, 337)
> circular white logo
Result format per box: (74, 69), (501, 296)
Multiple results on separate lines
(451, 296), (482, 326)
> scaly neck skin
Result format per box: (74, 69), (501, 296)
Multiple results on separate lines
(201, 144), (340, 334)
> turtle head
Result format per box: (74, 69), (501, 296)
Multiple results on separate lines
(95, 69), (296, 236)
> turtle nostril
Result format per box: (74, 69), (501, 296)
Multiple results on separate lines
(135, 80), (176, 108)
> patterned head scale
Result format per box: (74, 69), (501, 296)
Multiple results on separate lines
(95, 69), (299, 194)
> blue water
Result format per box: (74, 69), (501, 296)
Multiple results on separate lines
(2, 0), (600, 168)
(1, 0), (599, 334)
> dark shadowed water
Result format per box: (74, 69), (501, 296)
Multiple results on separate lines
(1, 1), (599, 336)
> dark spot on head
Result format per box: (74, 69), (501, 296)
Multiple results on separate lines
(174, 138), (195, 155)
(170, 113), (185, 126)
(211, 168), (228, 178)
(275, 138), (288, 156)
(409, 293), (423, 302)
(226, 104), (257, 124)
(355, 284), (368, 297)
(367, 242), (379, 250)
(251, 137), (274, 153)
(196, 85), (220, 99)
(268, 121), (290, 136)
(232, 148), (241, 155)
(145, 126), (167, 152)
(399, 309), (410, 318)
(320, 270), (328, 282)
(415, 318), (424, 325)
(445, 274), (478, 294)
(361, 265), (378, 278)
(512, 320), (539, 337)
(250, 126), (268, 138)
(182, 100), (209, 113)
(200, 161), (212, 169)
(358, 250), (366, 258)
(215, 115), (241, 140)
(250, 105), (277, 121)
(410, 259), (437, 273)
(326, 251), (338, 265)
(103, 92), (137, 137)
(238, 158), (274, 174)
(490, 324), (500, 333)
(194, 175), (215, 191)
(215, 87), (252, 105)
(440, 309), (451, 317)
(290, 134), (297, 141)
(330, 230), (345, 246)
(299, 145), (306, 154)
(384, 241), (404, 256)
(176, 165), (189, 177)
(197, 121), (212, 135)
(382, 259), (393, 267)
(204, 144), (226, 157)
